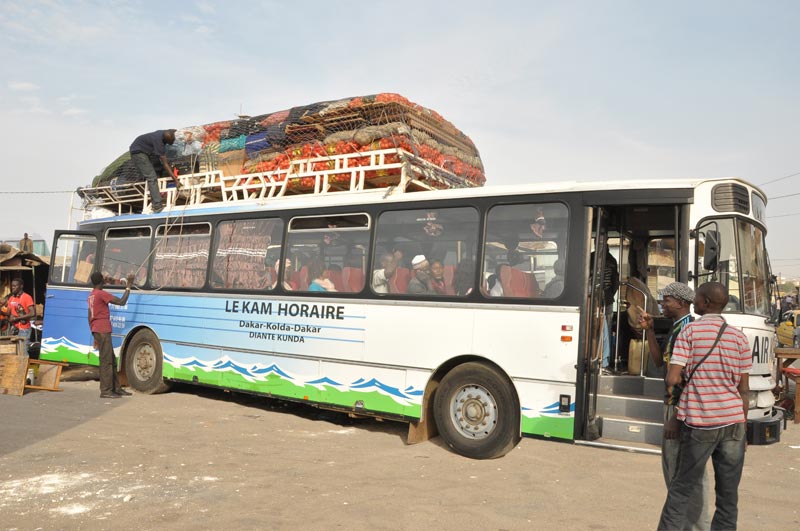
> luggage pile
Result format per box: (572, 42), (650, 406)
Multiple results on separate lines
(95, 94), (485, 193)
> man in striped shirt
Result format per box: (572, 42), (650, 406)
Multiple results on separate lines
(640, 282), (709, 530)
(657, 282), (751, 531)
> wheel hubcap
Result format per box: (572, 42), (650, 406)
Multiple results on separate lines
(133, 343), (157, 381)
(449, 384), (498, 440)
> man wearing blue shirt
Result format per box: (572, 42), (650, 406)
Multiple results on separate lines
(129, 129), (180, 213)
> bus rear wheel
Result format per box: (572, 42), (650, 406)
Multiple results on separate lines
(124, 329), (171, 394)
(433, 362), (520, 459)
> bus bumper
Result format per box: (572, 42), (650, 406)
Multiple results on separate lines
(746, 409), (783, 445)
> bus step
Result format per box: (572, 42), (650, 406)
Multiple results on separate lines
(598, 374), (664, 398)
(575, 437), (661, 455)
(600, 416), (663, 446)
(596, 394), (663, 423)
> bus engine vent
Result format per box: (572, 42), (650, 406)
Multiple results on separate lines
(711, 183), (750, 214)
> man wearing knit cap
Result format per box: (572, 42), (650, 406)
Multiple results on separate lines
(407, 255), (433, 295)
(640, 282), (709, 530)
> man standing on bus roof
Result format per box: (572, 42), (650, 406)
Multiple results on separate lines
(88, 271), (135, 399)
(657, 282), (751, 531)
(3, 278), (35, 355)
(639, 282), (709, 531)
(19, 233), (33, 254)
(129, 129), (180, 214)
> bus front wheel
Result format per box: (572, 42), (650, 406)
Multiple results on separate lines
(124, 329), (171, 394)
(433, 362), (520, 459)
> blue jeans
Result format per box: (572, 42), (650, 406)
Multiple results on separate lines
(661, 405), (710, 530)
(658, 422), (746, 531)
(16, 327), (32, 356)
(131, 152), (162, 209)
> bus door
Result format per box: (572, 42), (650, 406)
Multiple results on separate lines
(42, 230), (103, 353)
(48, 230), (102, 286)
(582, 207), (610, 440)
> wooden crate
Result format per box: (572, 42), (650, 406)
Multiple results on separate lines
(26, 360), (68, 392)
(0, 353), (29, 396)
(0, 336), (24, 356)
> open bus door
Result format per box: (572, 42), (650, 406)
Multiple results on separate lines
(48, 230), (102, 286)
(42, 230), (102, 358)
(581, 207), (610, 440)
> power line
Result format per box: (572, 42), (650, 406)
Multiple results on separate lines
(768, 191), (800, 201)
(767, 213), (800, 219)
(0, 190), (75, 194)
(758, 170), (800, 187)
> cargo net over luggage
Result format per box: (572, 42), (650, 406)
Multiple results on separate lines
(83, 93), (486, 214)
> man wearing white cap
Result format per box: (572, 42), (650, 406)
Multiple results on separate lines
(408, 255), (433, 295)
(640, 282), (709, 531)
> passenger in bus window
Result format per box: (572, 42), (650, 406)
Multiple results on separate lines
(453, 259), (474, 296)
(274, 258), (296, 291)
(408, 255), (434, 295)
(530, 207), (546, 239)
(543, 259), (565, 298)
(429, 260), (448, 295)
(488, 264), (509, 297)
(308, 260), (336, 292)
(372, 253), (397, 294)
(392, 247), (405, 268)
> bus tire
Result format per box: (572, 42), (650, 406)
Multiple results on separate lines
(433, 362), (520, 459)
(124, 329), (171, 394)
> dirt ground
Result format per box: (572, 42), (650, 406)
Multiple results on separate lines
(1, 371), (798, 531)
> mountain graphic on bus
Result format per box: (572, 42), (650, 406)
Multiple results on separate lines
(42, 337), (98, 357)
(163, 353), (423, 407)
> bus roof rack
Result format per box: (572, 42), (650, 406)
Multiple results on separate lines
(77, 147), (479, 216)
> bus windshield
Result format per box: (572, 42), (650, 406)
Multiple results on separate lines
(695, 218), (769, 316)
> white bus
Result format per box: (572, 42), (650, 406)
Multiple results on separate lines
(41, 176), (779, 458)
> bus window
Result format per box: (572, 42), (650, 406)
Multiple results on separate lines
(286, 214), (370, 293)
(695, 219), (741, 311)
(372, 207), (479, 296)
(737, 219), (769, 315)
(482, 202), (569, 299)
(102, 227), (151, 287)
(50, 234), (98, 285)
(210, 218), (284, 291)
(152, 223), (211, 289)
(646, 238), (676, 301)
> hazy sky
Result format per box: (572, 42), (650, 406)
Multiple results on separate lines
(1, 1), (798, 276)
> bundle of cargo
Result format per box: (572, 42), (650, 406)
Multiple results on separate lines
(92, 94), (485, 198)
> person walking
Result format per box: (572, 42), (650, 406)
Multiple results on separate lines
(639, 282), (709, 530)
(88, 271), (134, 399)
(129, 129), (180, 213)
(657, 282), (751, 531)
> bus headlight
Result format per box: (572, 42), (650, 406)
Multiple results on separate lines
(747, 392), (758, 409)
